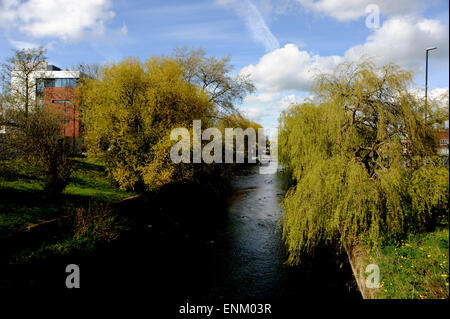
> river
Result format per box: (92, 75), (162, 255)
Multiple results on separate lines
(187, 165), (361, 301)
(1, 165), (360, 309)
(85, 165), (361, 301)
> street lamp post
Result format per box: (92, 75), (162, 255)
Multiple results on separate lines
(425, 47), (437, 120)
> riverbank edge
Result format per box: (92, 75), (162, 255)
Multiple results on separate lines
(0, 194), (142, 257)
(343, 242), (378, 299)
(1, 170), (236, 262)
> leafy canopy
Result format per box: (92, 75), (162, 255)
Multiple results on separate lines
(80, 56), (218, 191)
(279, 61), (449, 264)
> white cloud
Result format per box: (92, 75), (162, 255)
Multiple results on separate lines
(240, 43), (342, 92)
(216, 0), (279, 51)
(239, 13), (448, 129)
(411, 88), (449, 124)
(410, 87), (449, 101)
(239, 105), (270, 122)
(116, 22), (128, 36)
(270, 94), (308, 110)
(239, 92), (309, 125)
(429, 88), (449, 100)
(8, 39), (39, 50)
(295, 0), (424, 21)
(0, 0), (116, 41)
(240, 15), (448, 94)
(244, 92), (281, 104)
(8, 39), (58, 50)
(345, 16), (449, 68)
(0, 1), (16, 27)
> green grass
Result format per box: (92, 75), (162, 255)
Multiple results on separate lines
(9, 235), (98, 264)
(9, 203), (127, 265)
(365, 228), (449, 299)
(0, 157), (134, 236)
(65, 158), (133, 201)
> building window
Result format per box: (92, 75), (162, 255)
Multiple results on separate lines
(440, 148), (449, 155)
(36, 78), (78, 95)
(440, 139), (449, 145)
(52, 100), (71, 104)
(54, 78), (77, 87)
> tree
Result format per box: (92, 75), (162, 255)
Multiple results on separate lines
(279, 61), (449, 265)
(0, 47), (47, 117)
(173, 47), (255, 115)
(79, 56), (216, 192)
(217, 113), (263, 162)
(73, 62), (102, 80)
(6, 108), (72, 198)
(0, 47), (73, 197)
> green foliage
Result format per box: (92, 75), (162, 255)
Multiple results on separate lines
(80, 53), (257, 192)
(366, 228), (449, 299)
(74, 203), (125, 243)
(0, 158), (133, 235)
(279, 61), (449, 264)
(4, 109), (73, 198)
(79, 56), (215, 191)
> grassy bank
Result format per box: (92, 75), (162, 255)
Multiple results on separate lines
(364, 228), (449, 299)
(0, 157), (136, 267)
(0, 158), (134, 237)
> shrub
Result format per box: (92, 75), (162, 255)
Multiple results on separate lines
(6, 109), (72, 198)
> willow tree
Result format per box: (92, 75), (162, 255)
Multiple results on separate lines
(79, 57), (215, 192)
(279, 61), (449, 265)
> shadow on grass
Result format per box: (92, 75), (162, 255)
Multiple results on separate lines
(0, 186), (114, 236)
(70, 158), (105, 173)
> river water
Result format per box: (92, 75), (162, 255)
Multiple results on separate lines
(98, 165), (360, 302)
(1, 165), (360, 307)
(186, 165), (360, 301)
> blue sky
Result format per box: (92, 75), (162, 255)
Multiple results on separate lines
(1, 0), (448, 128)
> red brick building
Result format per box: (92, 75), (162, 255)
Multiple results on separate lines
(41, 86), (80, 138)
(33, 65), (82, 152)
(438, 129), (449, 165)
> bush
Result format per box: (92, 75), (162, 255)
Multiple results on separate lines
(74, 202), (125, 243)
(5, 109), (72, 198)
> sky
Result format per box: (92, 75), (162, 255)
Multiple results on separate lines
(0, 0), (448, 128)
